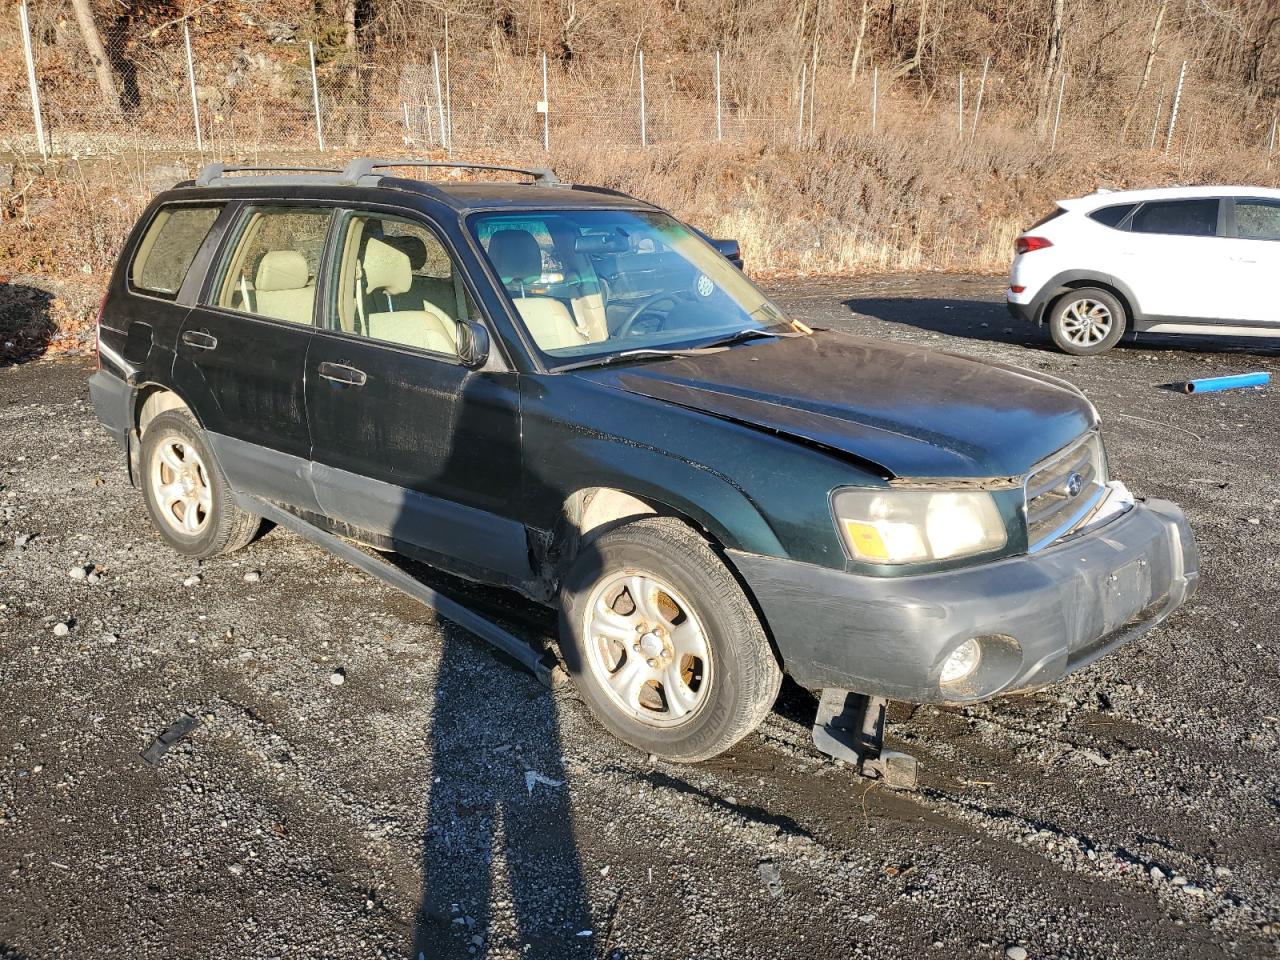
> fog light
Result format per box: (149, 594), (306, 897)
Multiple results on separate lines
(940, 638), (982, 684)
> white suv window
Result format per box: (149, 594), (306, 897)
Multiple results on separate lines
(1235, 200), (1280, 241)
(1130, 199), (1219, 237)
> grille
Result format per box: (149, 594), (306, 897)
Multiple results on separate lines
(1024, 431), (1108, 551)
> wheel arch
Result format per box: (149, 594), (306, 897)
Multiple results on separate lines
(1037, 271), (1140, 326)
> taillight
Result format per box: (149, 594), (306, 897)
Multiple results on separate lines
(1016, 236), (1052, 255)
(94, 290), (107, 371)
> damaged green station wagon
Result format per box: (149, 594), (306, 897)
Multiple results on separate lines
(90, 160), (1199, 786)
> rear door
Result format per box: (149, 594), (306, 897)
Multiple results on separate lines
(1222, 197), (1280, 324)
(1120, 198), (1224, 320)
(305, 208), (530, 582)
(172, 203), (334, 511)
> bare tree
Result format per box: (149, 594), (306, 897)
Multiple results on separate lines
(850, 0), (871, 84)
(1037, 0), (1065, 134)
(1119, 0), (1169, 141)
(891, 0), (930, 79)
(68, 0), (121, 118)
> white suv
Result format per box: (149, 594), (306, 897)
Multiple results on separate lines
(1007, 185), (1280, 355)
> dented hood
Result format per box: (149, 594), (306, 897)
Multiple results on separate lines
(578, 331), (1097, 479)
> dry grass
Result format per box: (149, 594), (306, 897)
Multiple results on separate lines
(3, 89), (1279, 359)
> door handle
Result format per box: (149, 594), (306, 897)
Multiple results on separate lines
(181, 330), (218, 351)
(317, 361), (367, 387)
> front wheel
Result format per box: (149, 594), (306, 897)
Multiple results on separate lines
(1048, 287), (1127, 355)
(558, 517), (782, 762)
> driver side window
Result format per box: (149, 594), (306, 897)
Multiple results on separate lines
(329, 214), (474, 357)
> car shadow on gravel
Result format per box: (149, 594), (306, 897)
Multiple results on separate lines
(844, 295), (1280, 358)
(0, 281), (56, 366)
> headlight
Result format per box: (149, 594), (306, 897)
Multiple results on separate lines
(832, 488), (1007, 564)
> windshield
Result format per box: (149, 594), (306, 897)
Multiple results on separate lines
(469, 209), (790, 366)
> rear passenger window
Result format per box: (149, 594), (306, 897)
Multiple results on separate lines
(130, 205), (222, 298)
(1087, 203), (1135, 229)
(212, 206), (332, 325)
(1130, 199), (1219, 237)
(326, 214), (472, 357)
(1235, 200), (1280, 241)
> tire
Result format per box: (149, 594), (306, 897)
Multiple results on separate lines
(1048, 286), (1127, 356)
(139, 409), (260, 559)
(558, 517), (782, 762)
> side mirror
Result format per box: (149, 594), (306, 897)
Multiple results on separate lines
(711, 238), (743, 269)
(457, 320), (491, 368)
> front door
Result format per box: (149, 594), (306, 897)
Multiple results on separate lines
(1222, 197), (1280, 325)
(305, 209), (529, 582)
(172, 203), (334, 511)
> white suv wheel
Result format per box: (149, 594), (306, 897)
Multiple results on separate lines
(1048, 287), (1127, 356)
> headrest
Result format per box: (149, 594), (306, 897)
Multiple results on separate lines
(362, 236), (411, 296)
(487, 229), (542, 283)
(383, 234), (428, 271)
(255, 250), (309, 292)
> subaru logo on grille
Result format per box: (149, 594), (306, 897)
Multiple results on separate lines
(1065, 472), (1085, 498)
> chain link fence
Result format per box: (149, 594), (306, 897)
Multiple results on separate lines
(2, 2), (1275, 166)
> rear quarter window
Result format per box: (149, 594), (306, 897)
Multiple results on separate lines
(1087, 203), (1136, 229)
(129, 204), (223, 298)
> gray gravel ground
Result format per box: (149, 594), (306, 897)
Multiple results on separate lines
(1, 274), (1278, 960)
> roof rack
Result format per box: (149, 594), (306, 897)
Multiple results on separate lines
(194, 163), (345, 187)
(341, 158), (563, 186)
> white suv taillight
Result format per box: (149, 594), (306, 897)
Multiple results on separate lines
(1015, 236), (1053, 255)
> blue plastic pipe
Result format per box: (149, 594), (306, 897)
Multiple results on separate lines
(1182, 372), (1271, 394)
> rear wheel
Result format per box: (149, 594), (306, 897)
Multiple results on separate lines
(558, 517), (782, 762)
(1048, 287), (1126, 355)
(139, 409), (260, 558)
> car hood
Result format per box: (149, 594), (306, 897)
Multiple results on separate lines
(577, 331), (1097, 479)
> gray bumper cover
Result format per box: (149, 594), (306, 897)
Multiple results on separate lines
(88, 369), (131, 450)
(728, 499), (1198, 702)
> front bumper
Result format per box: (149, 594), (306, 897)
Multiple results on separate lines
(728, 498), (1198, 703)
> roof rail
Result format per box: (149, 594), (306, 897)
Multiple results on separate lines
(194, 163), (344, 187)
(342, 158), (563, 186)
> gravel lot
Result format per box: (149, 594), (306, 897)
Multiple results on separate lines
(1, 275), (1277, 960)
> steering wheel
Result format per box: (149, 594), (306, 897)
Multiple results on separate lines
(615, 292), (684, 339)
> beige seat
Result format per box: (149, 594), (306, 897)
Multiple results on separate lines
(254, 250), (315, 325)
(361, 236), (457, 355)
(486, 228), (589, 351)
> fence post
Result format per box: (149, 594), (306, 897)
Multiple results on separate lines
(796, 62), (807, 147)
(17, 0), (47, 160)
(639, 49), (647, 147)
(715, 50), (722, 142)
(958, 72), (964, 135)
(871, 65), (878, 132)
(1050, 71), (1066, 150)
(402, 102), (411, 142)
(432, 49), (448, 154)
(183, 21), (204, 152)
(970, 56), (989, 141)
(541, 52), (550, 152)
(308, 41), (325, 151)
(1164, 60), (1186, 156)
(1268, 113), (1277, 169)
(444, 14), (453, 151)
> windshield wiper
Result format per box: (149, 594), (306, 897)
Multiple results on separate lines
(697, 327), (806, 349)
(552, 346), (726, 373)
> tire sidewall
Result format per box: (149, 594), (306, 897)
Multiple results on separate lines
(139, 410), (228, 557)
(1049, 288), (1126, 356)
(559, 522), (769, 761)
